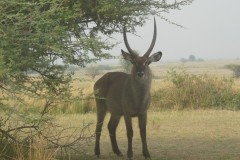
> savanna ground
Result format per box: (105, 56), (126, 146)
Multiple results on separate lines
(57, 110), (240, 160)
(55, 59), (240, 160)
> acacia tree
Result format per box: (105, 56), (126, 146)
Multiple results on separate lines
(0, 0), (193, 158)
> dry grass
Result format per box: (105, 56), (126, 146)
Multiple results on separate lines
(14, 137), (57, 160)
(55, 110), (240, 160)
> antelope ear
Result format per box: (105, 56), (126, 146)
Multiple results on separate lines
(148, 51), (162, 64)
(121, 49), (133, 62)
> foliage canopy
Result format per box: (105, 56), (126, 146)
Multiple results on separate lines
(0, 0), (193, 74)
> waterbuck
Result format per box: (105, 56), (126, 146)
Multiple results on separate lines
(94, 19), (162, 160)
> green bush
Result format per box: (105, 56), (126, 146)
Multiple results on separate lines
(226, 64), (240, 78)
(152, 68), (240, 110)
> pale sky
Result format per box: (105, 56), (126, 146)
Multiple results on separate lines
(107, 0), (240, 62)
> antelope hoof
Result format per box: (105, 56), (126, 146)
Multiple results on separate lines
(113, 148), (123, 157)
(95, 154), (100, 158)
(127, 156), (133, 160)
(143, 150), (151, 159)
(116, 151), (123, 157)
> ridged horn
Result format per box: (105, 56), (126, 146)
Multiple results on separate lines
(144, 18), (157, 57)
(123, 25), (135, 55)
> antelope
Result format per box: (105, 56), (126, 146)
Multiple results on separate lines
(94, 18), (162, 160)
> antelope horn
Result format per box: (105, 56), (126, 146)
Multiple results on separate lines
(144, 18), (157, 57)
(123, 25), (135, 55)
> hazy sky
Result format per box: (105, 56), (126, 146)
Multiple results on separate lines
(108, 0), (240, 62)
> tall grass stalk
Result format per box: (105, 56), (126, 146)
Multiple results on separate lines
(15, 137), (57, 160)
(0, 136), (57, 160)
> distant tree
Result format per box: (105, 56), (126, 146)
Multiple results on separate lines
(180, 56), (204, 63)
(97, 65), (113, 71)
(180, 58), (188, 63)
(85, 66), (101, 80)
(189, 55), (196, 61)
(197, 58), (204, 62)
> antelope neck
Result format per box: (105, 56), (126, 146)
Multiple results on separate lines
(129, 70), (152, 107)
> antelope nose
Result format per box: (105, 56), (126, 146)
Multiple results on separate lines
(137, 71), (144, 77)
